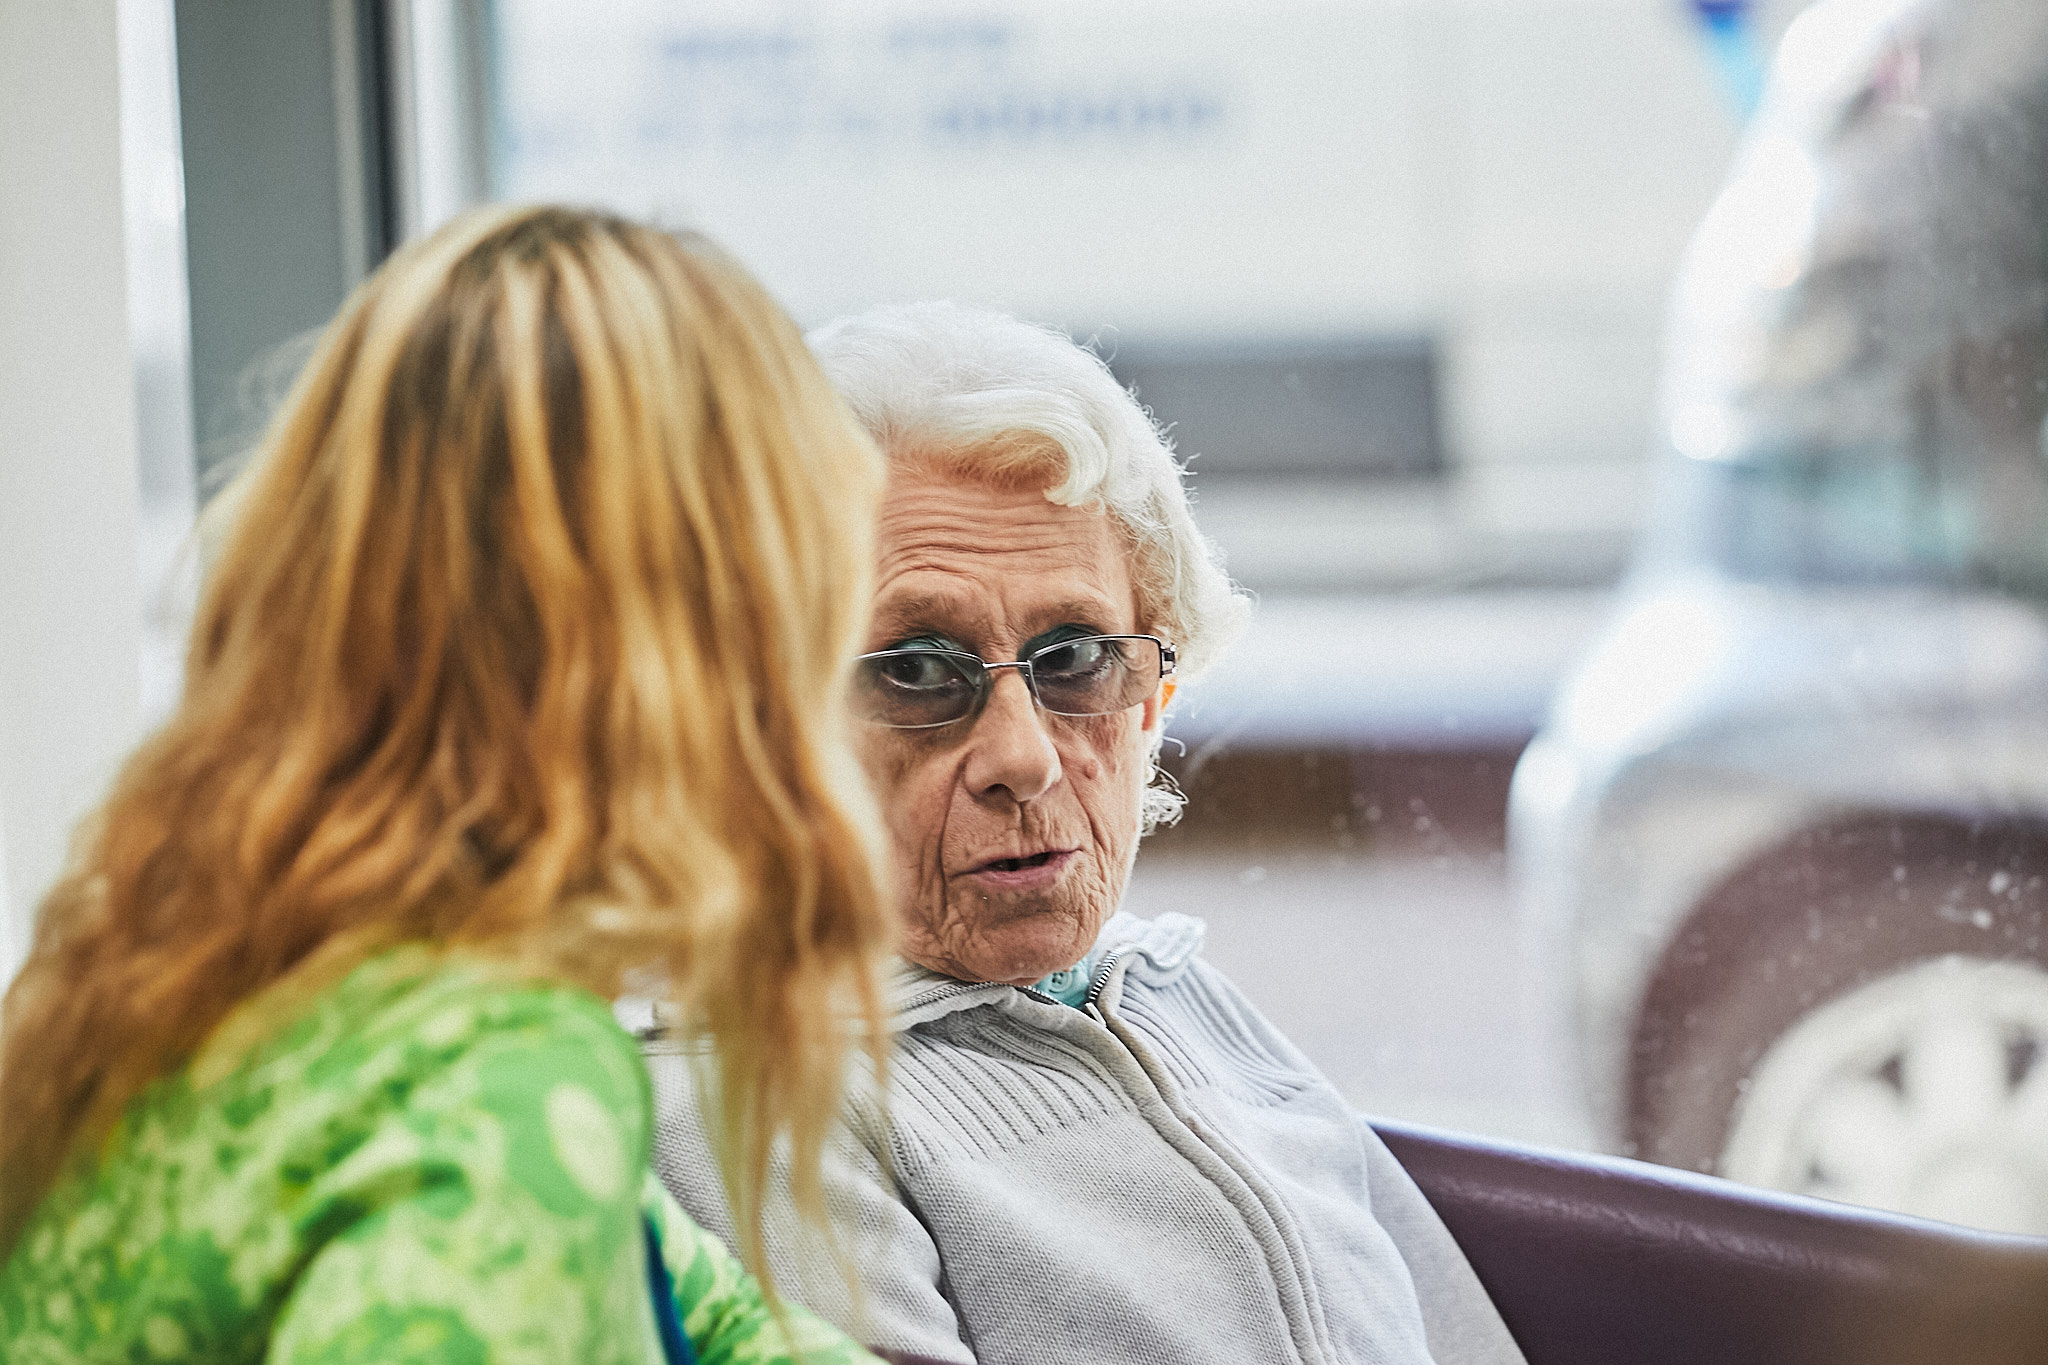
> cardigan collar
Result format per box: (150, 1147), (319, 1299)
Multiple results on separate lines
(891, 910), (1207, 1027)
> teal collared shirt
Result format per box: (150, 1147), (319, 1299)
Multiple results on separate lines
(1029, 953), (1098, 1008)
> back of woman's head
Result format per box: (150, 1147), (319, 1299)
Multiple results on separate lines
(0, 205), (893, 1265)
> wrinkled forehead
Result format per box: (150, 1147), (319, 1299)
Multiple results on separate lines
(870, 455), (1138, 650)
(886, 429), (1068, 492)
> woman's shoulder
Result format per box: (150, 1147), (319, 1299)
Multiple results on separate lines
(206, 941), (654, 1180)
(142, 944), (638, 1146)
(0, 944), (651, 1358)
(236, 940), (629, 1070)
(42, 941), (646, 1227)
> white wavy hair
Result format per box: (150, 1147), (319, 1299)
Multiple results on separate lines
(808, 301), (1250, 829)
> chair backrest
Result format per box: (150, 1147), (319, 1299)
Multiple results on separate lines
(1375, 1118), (2048, 1365)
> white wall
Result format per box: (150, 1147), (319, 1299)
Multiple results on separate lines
(0, 0), (149, 978)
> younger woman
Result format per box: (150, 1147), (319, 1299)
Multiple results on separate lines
(0, 205), (895, 1364)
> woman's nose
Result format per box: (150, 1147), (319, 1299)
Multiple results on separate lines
(963, 669), (1062, 805)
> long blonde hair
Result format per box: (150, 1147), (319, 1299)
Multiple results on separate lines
(0, 205), (894, 1275)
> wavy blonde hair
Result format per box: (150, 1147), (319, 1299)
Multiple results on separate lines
(0, 205), (895, 1277)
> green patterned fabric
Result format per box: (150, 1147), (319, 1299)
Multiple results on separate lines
(0, 944), (877, 1365)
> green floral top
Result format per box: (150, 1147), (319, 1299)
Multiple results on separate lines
(0, 944), (877, 1365)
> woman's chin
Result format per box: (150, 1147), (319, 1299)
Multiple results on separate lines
(968, 919), (1103, 988)
(906, 903), (1103, 987)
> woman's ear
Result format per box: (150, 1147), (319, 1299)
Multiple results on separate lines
(1142, 680), (1177, 731)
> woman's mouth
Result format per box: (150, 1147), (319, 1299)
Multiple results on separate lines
(964, 848), (1078, 890)
(987, 851), (1057, 873)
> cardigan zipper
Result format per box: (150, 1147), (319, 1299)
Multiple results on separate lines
(1084, 945), (1128, 1007)
(1082, 949), (1333, 1365)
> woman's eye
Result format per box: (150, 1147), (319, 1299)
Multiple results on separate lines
(1036, 638), (1111, 678)
(881, 653), (959, 689)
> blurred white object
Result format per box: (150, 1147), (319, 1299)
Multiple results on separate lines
(489, 0), (1739, 584)
(1171, 590), (1610, 752)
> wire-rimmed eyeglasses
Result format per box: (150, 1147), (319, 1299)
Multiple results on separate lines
(852, 634), (1177, 730)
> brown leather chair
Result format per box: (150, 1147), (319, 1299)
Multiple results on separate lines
(1376, 1118), (2048, 1365)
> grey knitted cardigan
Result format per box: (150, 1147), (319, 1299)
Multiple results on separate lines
(643, 911), (1526, 1365)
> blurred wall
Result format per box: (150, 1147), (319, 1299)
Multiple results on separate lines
(0, 0), (146, 975)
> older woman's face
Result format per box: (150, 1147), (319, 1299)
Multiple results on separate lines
(860, 462), (1166, 986)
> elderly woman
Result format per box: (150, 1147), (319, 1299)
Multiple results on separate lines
(646, 302), (1524, 1365)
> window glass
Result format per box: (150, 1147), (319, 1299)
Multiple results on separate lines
(489, 0), (2048, 1234)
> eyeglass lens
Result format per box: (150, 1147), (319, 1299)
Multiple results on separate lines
(854, 636), (1164, 729)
